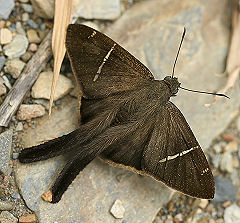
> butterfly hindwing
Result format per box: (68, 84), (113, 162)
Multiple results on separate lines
(66, 24), (154, 99)
(142, 102), (215, 199)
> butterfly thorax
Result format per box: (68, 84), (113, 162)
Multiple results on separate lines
(163, 76), (181, 96)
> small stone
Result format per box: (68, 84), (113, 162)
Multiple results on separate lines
(31, 71), (73, 100)
(20, 3), (33, 13)
(17, 104), (45, 120)
(11, 193), (21, 199)
(2, 75), (12, 89)
(224, 204), (240, 223)
(222, 133), (234, 142)
(27, 20), (38, 29)
(12, 152), (19, 160)
(27, 29), (41, 43)
(211, 154), (221, 169)
(213, 176), (236, 202)
(174, 213), (183, 223)
(225, 141), (238, 153)
(16, 122), (23, 131)
(22, 12), (29, 22)
(16, 21), (26, 35)
(0, 200), (14, 211)
(0, 0), (15, 20)
(199, 199), (209, 209)
(0, 79), (7, 96)
(0, 20), (5, 28)
(187, 208), (210, 223)
(0, 130), (13, 175)
(222, 201), (231, 208)
(30, 0), (54, 18)
(20, 51), (32, 62)
(220, 152), (234, 173)
(28, 43), (38, 52)
(212, 143), (222, 154)
(0, 211), (18, 223)
(4, 59), (26, 78)
(0, 28), (12, 44)
(20, 0), (29, 2)
(110, 199), (125, 219)
(3, 35), (28, 59)
(0, 55), (6, 71)
(19, 214), (37, 223)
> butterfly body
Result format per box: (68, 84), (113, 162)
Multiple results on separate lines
(18, 24), (215, 203)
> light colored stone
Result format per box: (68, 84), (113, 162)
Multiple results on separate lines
(20, 3), (33, 13)
(17, 104), (45, 120)
(225, 141), (238, 152)
(187, 208), (211, 223)
(27, 29), (41, 43)
(0, 130), (13, 175)
(16, 122), (24, 132)
(0, 211), (17, 223)
(199, 199), (209, 209)
(2, 75), (12, 89)
(0, 200), (14, 211)
(31, 71), (73, 100)
(220, 152), (233, 173)
(0, 0), (15, 20)
(30, 0), (54, 18)
(3, 35), (28, 59)
(0, 76), (7, 96)
(0, 55), (6, 71)
(0, 28), (12, 44)
(28, 43), (38, 52)
(16, 22), (26, 35)
(224, 204), (240, 223)
(110, 199), (125, 219)
(4, 59), (26, 78)
(22, 12), (29, 22)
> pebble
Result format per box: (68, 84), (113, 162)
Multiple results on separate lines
(222, 133), (234, 142)
(11, 193), (21, 199)
(12, 152), (19, 160)
(0, 28), (13, 44)
(174, 213), (183, 222)
(27, 29), (41, 43)
(0, 211), (18, 223)
(224, 204), (240, 223)
(17, 104), (45, 120)
(4, 59), (26, 78)
(16, 122), (24, 131)
(0, 0), (15, 20)
(22, 12), (29, 22)
(20, 3), (33, 13)
(0, 130), (13, 175)
(110, 199), (125, 219)
(219, 152), (234, 173)
(27, 20), (38, 29)
(186, 208), (211, 223)
(199, 199), (209, 209)
(212, 143), (222, 154)
(213, 176), (236, 202)
(2, 75), (12, 89)
(20, 51), (32, 62)
(0, 200), (14, 211)
(211, 154), (221, 169)
(19, 214), (37, 223)
(225, 141), (238, 153)
(3, 35), (29, 59)
(0, 55), (6, 71)
(0, 78), (7, 96)
(28, 43), (38, 52)
(31, 71), (73, 100)
(16, 21), (26, 35)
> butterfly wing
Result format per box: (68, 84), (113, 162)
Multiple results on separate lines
(66, 24), (154, 99)
(142, 102), (215, 199)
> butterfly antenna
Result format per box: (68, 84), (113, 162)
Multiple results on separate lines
(171, 27), (186, 78)
(179, 86), (230, 99)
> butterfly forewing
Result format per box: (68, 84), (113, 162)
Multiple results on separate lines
(142, 102), (215, 199)
(66, 24), (154, 99)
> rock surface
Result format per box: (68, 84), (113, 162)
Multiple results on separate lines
(31, 71), (73, 100)
(0, 130), (13, 175)
(0, 0), (15, 19)
(3, 35), (29, 59)
(16, 98), (172, 223)
(4, 59), (26, 78)
(0, 211), (18, 223)
(224, 204), (240, 223)
(0, 28), (13, 45)
(110, 199), (125, 219)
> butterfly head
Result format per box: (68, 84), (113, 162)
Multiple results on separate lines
(163, 76), (181, 96)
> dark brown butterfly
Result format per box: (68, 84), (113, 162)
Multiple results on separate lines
(18, 24), (215, 203)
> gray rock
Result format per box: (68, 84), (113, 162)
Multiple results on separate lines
(110, 199), (125, 219)
(106, 0), (237, 150)
(3, 35), (28, 59)
(73, 0), (121, 20)
(2, 75), (12, 89)
(27, 19), (38, 29)
(186, 208), (211, 223)
(0, 200), (14, 211)
(0, 130), (13, 175)
(11, 193), (21, 200)
(12, 152), (19, 160)
(22, 12), (29, 22)
(213, 176), (236, 202)
(0, 55), (6, 71)
(16, 98), (172, 223)
(16, 22), (26, 35)
(31, 71), (73, 101)
(0, 211), (18, 223)
(15, 122), (23, 132)
(224, 204), (240, 223)
(211, 154), (221, 169)
(0, 0), (15, 19)
(0, 78), (7, 96)
(20, 3), (33, 13)
(4, 59), (26, 78)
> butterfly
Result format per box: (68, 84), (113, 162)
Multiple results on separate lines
(18, 24), (215, 203)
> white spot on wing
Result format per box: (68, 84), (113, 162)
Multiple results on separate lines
(88, 31), (96, 39)
(93, 43), (116, 81)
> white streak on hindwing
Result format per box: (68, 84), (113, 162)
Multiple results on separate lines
(93, 43), (116, 81)
(88, 31), (96, 39)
